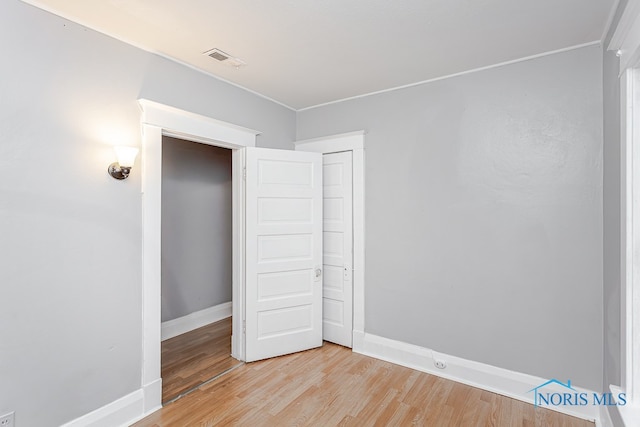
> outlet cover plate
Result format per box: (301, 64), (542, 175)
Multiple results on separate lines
(434, 360), (447, 369)
(0, 412), (14, 427)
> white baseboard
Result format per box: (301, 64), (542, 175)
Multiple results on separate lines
(60, 381), (162, 427)
(352, 331), (599, 423)
(610, 385), (639, 426)
(598, 403), (614, 427)
(60, 389), (145, 427)
(142, 378), (162, 414)
(61, 303), (231, 427)
(161, 301), (232, 341)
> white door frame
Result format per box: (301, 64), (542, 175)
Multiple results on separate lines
(294, 131), (366, 345)
(609, 2), (640, 422)
(619, 68), (640, 421)
(138, 99), (258, 413)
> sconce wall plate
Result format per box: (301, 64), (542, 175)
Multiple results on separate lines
(108, 163), (132, 180)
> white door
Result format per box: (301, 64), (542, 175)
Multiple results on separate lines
(322, 151), (353, 347)
(244, 147), (323, 362)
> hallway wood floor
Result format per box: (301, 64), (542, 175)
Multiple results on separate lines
(137, 342), (593, 426)
(161, 317), (241, 403)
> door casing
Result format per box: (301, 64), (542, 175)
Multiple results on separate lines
(294, 131), (366, 345)
(139, 99), (258, 413)
(139, 99), (366, 414)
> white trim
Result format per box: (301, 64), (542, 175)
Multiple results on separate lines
(140, 99), (256, 415)
(298, 41), (601, 111)
(139, 99), (260, 147)
(352, 332), (600, 423)
(142, 379), (162, 416)
(60, 390), (146, 427)
(231, 149), (246, 361)
(608, 0), (640, 50)
(630, 66), (640, 405)
(625, 68), (635, 404)
(140, 124), (162, 400)
(352, 148), (366, 334)
(611, 385), (640, 426)
(295, 132), (366, 343)
(621, 68), (640, 415)
(621, 66), (630, 400)
(608, 0), (640, 71)
(294, 131), (365, 152)
(597, 404), (614, 427)
(161, 301), (232, 341)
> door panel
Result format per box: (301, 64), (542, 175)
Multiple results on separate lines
(244, 147), (323, 362)
(322, 151), (353, 347)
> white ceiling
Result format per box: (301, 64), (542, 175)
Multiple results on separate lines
(23, 0), (617, 110)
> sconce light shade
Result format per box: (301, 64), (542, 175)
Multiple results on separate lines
(108, 146), (139, 180)
(114, 146), (139, 167)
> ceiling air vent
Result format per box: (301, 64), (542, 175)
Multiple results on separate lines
(203, 48), (246, 68)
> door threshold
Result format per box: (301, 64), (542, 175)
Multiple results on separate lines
(162, 361), (245, 406)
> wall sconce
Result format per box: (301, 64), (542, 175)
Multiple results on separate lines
(108, 146), (139, 180)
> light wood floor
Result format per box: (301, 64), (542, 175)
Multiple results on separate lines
(161, 317), (241, 403)
(138, 342), (593, 426)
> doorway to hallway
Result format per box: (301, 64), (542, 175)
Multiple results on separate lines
(160, 136), (239, 403)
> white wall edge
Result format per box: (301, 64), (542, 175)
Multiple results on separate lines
(598, 400), (614, 427)
(621, 69), (640, 407)
(609, 0), (640, 72)
(608, 0), (640, 51)
(352, 332), (600, 423)
(231, 148), (246, 361)
(161, 301), (232, 341)
(610, 385), (639, 426)
(351, 148), (366, 333)
(60, 389), (145, 427)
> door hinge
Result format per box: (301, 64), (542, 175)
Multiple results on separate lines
(243, 167), (246, 180)
(243, 320), (246, 333)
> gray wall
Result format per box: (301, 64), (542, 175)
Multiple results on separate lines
(298, 45), (604, 391)
(0, 0), (619, 424)
(603, 25), (622, 393)
(161, 137), (232, 322)
(0, 1), (294, 426)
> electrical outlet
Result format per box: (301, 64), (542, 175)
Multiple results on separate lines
(434, 360), (447, 369)
(0, 412), (14, 427)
